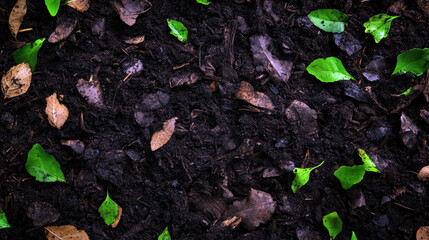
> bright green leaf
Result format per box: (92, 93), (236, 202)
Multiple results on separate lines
(308, 9), (348, 33)
(291, 161), (324, 193)
(13, 38), (45, 72)
(358, 148), (380, 173)
(158, 226), (172, 240)
(25, 144), (66, 182)
(0, 209), (11, 229)
(351, 231), (358, 240)
(45, 0), (61, 16)
(167, 19), (188, 43)
(392, 48), (429, 76)
(196, 0), (211, 5)
(395, 87), (414, 96)
(363, 14), (399, 43)
(306, 57), (355, 82)
(323, 211), (342, 240)
(334, 165), (365, 190)
(98, 191), (119, 226)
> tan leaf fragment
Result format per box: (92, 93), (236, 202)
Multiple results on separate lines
(48, 14), (78, 43)
(222, 216), (242, 229)
(45, 225), (89, 240)
(61, 140), (84, 154)
(67, 0), (90, 12)
(1, 62), (32, 99)
(123, 35), (145, 44)
(45, 93), (69, 129)
(236, 81), (274, 110)
(76, 78), (104, 107)
(417, 226), (429, 240)
(111, 205), (122, 228)
(9, 0), (27, 39)
(170, 73), (200, 88)
(113, 0), (152, 26)
(150, 117), (178, 151)
(417, 166), (429, 181)
(225, 188), (276, 230)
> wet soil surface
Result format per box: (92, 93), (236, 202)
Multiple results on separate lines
(1, 0), (428, 239)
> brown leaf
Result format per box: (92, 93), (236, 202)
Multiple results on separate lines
(76, 78), (104, 107)
(67, 0), (90, 12)
(9, 0), (27, 39)
(225, 188), (276, 230)
(417, 226), (429, 240)
(111, 205), (122, 228)
(123, 35), (145, 44)
(48, 14), (78, 43)
(150, 117), (178, 151)
(61, 140), (85, 154)
(417, 166), (429, 181)
(45, 225), (89, 240)
(45, 93), (69, 129)
(169, 73), (200, 88)
(1, 62), (32, 99)
(113, 0), (152, 26)
(236, 81), (274, 110)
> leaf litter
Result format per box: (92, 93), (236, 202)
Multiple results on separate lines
(45, 225), (89, 240)
(45, 93), (69, 129)
(1, 62), (32, 99)
(114, 0), (152, 26)
(151, 117), (178, 151)
(48, 13), (78, 43)
(76, 78), (104, 108)
(67, 0), (90, 12)
(8, 0), (27, 39)
(236, 81), (274, 110)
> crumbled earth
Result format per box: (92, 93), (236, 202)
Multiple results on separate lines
(1, 0), (428, 239)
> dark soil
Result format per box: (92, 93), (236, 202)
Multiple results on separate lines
(1, 0), (428, 239)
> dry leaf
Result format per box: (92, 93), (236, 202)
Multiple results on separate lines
(170, 73), (200, 88)
(45, 225), (89, 240)
(222, 216), (242, 229)
(45, 93), (69, 129)
(111, 205), (122, 228)
(417, 226), (429, 240)
(417, 166), (429, 181)
(1, 62), (32, 99)
(113, 0), (152, 26)
(67, 0), (90, 12)
(225, 188), (276, 230)
(61, 140), (85, 154)
(123, 35), (145, 44)
(48, 14), (78, 43)
(150, 117), (178, 151)
(236, 81), (274, 110)
(76, 78), (104, 107)
(9, 0), (27, 39)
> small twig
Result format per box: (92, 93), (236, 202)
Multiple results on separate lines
(112, 72), (132, 108)
(365, 86), (388, 112)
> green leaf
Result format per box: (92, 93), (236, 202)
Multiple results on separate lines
(308, 9), (348, 33)
(13, 38), (45, 72)
(358, 148), (380, 173)
(392, 48), (429, 76)
(306, 57), (355, 82)
(363, 14), (399, 43)
(351, 231), (358, 240)
(323, 212), (342, 240)
(334, 165), (365, 190)
(291, 161), (324, 193)
(45, 0), (61, 16)
(167, 19), (188, 43)
(0, 209), (11, 229)
(98, 191), (119, 226)
(158, 226), (172, 240)
(25, 144), (66, 182)
(196, 0), (211, 5)
(395, 87), (414, 96)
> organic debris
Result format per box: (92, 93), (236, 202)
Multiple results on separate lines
(45, 225), (89, 240)
(150, 117), (178, 151)
(8, 0), (27, 39)
(1, 62), (32, 99)
(45, 93), (69, 129)
(236, 81), (274, 110)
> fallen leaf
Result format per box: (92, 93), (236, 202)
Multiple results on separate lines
(417, 166), (429, 181)
(61, 140), (85, 154)
(236, 81), (274, 110)
(169, 73), (200, 88)
(113, 0), (152, 26)
(45, 93), (69, 129)
(76, 78), (104, 107)
(151, 117), (178, 151)
(417, 226), (429, 240)
(45, 225), (89, 240)
(1, 62), (32, 99)
(124, 35), (145, 44)
(67, 0), (90, 12)
(222, 216), (242, 229)
(9, 0), (27, 39)
(285, 100), (318, 135)
(250, 35), (292, 83)
(48, 14), (78, 43)
(225, 188), (276, 230)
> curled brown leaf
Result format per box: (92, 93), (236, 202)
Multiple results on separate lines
(9, 0), (27, 39)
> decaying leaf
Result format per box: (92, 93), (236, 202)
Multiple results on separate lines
(61, 140), (85, 154)
(417, 166), (429, 181)
(225, 188), (276, 230)
(150, 117), (178, 151)
(113, 0), (152, 26)
(222, 216), (242, 229)
(250, 35), (293, 83)
(170, 72), (200, 88)
(9, 0), (27, 39)
(111, 205), (122, 228)
(76, 78), (104, 107)
(236, 81), (274, 110)
(67, 0), (90, 12)
(45, 93), (69, 129)
(124, 35), (145, 44)
(417, 226), (429, 240)
(48, 14), (78, 43)
(45, 225), (89, 240)
(1, 62), (32, 99)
